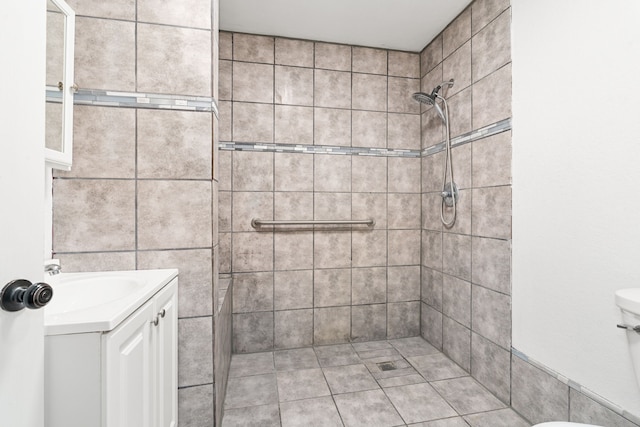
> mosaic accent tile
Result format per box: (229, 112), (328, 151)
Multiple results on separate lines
(218, 118), (511, 158)
(63, 88), (217, 114)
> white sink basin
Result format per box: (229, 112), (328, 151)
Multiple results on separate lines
(44, 269), (178, 336)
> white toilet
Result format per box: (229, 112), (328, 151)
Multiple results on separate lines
(530, 289), (640, 427)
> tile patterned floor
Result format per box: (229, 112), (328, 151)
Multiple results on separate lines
(222, 337), (531, 427)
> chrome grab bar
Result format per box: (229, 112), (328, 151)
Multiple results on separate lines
(251, 218), (375, 228)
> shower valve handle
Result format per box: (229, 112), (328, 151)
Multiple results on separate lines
(441, 191), (451, 198)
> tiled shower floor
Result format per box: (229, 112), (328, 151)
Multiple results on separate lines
(221, 336), (531, 427)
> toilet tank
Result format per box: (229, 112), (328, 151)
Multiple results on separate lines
(615, 288), (640, 388)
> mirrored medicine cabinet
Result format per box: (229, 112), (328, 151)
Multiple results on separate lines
(45, 0), (75, 170)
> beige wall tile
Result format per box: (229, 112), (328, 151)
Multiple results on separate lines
(388, 266), (420, 303)
(388, 230), (421, 266)
(275, 38), (314, 67)
(274, 192), (313, 220)
(75, 17), (135, 91)
(275, 309), (313, 349)
(274, 232), (313, 271)
(233, 62), (273, 103)
(448, 87), (472, 138)
(352, 156), (387, 193)
(274, 270), (313, 310)
(314, 154), (351, 192)
(388, 113), (420, 150)
(232, 232), (273, 272)
(275, 153), (313, 192)
(232, 272), (274, 313)
(472, 10), (511, 82)
(387, 301), (420, 338)
(421, 230), (442, 270)
(352, 230), (387, 267)
(53, 179), (135, 252)
(315, 42), (351, 71)
(138, 249), (213, 317)
(352, 111), (387, 148)
(443, 188), (471, 236)
(314, 232), (351, 269)
(233, 312), (274, 352)
(275, 105), (313, 145)
(233, 33), (274, 63)
(219, 31), (233, 60)
(472, 236), (511, 295)
(219, 60), (232, 100)
(137, 180), (212, 249)
(353, 47), (387, 75)
(442, 232), (472, 281)
(388, 77), (421, 114)
(315, 193), (351, 221)
(137, 109), (212, 179)
(232, 191), (273, 232)
(472, 131), (512, 188)
(421, 34), (442, 77)
(352, 73), (387, 112)
(471, 186), (512, 240)
(388, 157), (421, 193)
(388, 51), (420, 78)
(421, 108), (445, 149)
(233, 102), (274, 143)
(422, 192), (443, 232)
(472, 64), (512, 129)
(137, 24), (211, 95)
(233, 151), (274, 191)
(218, 101), (232, 141)
(67, 0), (135, 20)
(352, 193), (387, 229)
(472, 0), (510, 35)
(314, 306), (351, 345)
(55, 252), (135, 272)
(314, 70), (351, 109)
(56, 106), (135, 178)
(218, 150), (232, 191)
(388, 193), (421, 229)
(138, 0), (211, 29)
(352, 267), (386, 305)
(422, 152), (444, 193)
(275, 66), (314, 106)
(178, 317), (214, 386)
(352, 304), (386, 342)
(314, 268), (351, 307)
(443, 41), (471, 96)
(443, 7), (471, 58)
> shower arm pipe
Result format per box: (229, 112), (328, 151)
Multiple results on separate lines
(438, 94), (456, 228)
(251, 218), (375, 228)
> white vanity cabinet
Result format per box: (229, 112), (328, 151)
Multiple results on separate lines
(45, 276), (178, 427)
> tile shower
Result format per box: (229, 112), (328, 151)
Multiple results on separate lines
(47, 0), (640, 425)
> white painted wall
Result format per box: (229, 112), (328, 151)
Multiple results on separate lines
(512, 0), (640, 416)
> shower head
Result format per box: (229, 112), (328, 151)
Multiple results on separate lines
(412, 91), (445, 122)
(411, 79), (454, 123)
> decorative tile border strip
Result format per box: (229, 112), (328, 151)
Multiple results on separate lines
(512, 347), (640, 425)
(219, 142), (421, 158)
(46, 88), (219, 116)
(423, 117), (512, 156)
(219, 118), (511, 158)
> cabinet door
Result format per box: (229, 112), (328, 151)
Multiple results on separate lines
(103, 301), (154, 427)
(153, 279), (178, 427)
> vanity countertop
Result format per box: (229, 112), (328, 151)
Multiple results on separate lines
(44, 269), (178, 336)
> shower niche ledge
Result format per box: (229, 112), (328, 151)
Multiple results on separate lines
(44, 269), (178, 427)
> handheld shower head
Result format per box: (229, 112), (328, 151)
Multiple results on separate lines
(411, 79), (454, 123)
(412, 91), (446, 122)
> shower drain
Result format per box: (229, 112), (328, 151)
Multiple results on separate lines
(376, 361), (397, 371)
